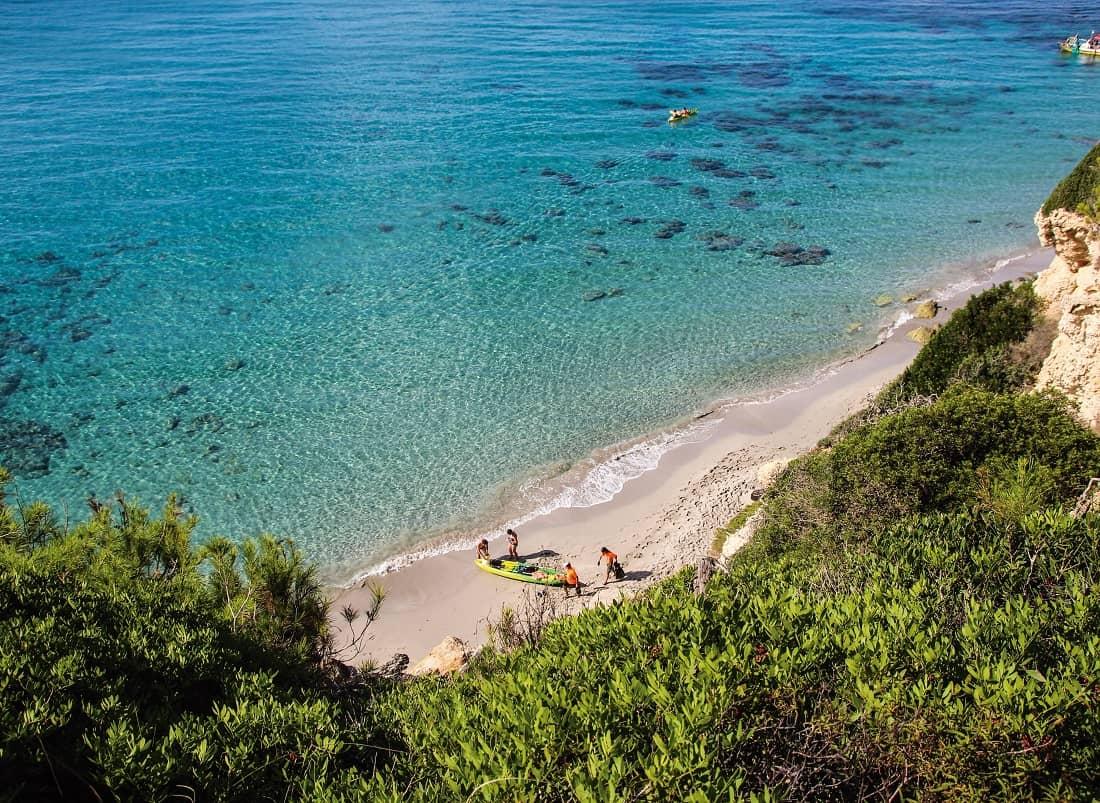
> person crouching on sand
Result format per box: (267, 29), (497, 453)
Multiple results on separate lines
(506, 528), (519, 558)
(598, 547), (623, 585)
(563, 562), (581, 596)
(476, 538), (490, 561)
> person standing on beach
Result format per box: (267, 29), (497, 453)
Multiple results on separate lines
(506, 528), (519, 559)
(598, 547), (622, 585)
(563, 562), (581, 596)
(476, 538), (490, 561)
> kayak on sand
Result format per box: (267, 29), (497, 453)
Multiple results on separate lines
(475, 558), (565, 586)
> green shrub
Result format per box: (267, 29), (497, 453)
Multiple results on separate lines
(883, 282), (1039, 404)
(1042, 140), (1100, 219)
(362, 508), (1100, 801)
(0, 485), (386, 801)
(758, 386), (1100, 554)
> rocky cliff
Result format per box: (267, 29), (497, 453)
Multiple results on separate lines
(1033, 206), (1100, 432)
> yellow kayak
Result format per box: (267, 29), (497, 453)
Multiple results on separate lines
(668, 108), (698, 123)
(475, 558), (565, 586)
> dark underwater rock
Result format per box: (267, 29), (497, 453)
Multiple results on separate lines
(474, 210), (510, 226)
(619, 216), (646, 225)
(186, 412), (225, 434)
(654, 220), (686, 239)
(698, 231), (744, 252)
(595, 159), (620, 169)
(37, 266), (82, 288)
(0, 371), (23, 400)
(646, 150), (677, 161)
(0, 417), (67, 478)
(689, 185), (710, 198)
(691, 157), (726, 172)
(649, 176), (682, 189)
(764, 243), (831, 266)
(167, 383), (190, 399)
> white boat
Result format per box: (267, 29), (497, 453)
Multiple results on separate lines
(1062, 32), (1100, 56)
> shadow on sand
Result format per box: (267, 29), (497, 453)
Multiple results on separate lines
(520, 549), (560, 560)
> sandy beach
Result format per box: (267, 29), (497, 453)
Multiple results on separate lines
(332, 248), (1052, 666)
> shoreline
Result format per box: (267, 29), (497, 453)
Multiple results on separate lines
(331, 246), (1052, 665)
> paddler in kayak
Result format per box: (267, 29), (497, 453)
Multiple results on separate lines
(476, 538), (490, 561)
(598, 547), (624, 585)
(563, 562), (581, 596)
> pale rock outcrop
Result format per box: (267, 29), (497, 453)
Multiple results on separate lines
(1033, 208), (1100, 432)
(755, 457), (792, 488)
(407, 636), (470, 676)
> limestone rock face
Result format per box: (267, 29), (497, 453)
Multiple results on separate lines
(408, 636), (470, 676)
(1033, 208), (1100, 432)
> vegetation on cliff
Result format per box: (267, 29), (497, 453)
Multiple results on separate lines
(0, 486), (386, 801)
(1042, 140), (1100, 220)
(3, 282), (1100, 801)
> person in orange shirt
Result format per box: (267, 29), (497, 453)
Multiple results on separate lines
(563, 562), (581, 596)
(598, 547), (622, 585)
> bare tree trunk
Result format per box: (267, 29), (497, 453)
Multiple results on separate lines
(694, 556), (715, 596)
(1073, 478), (1100, 519)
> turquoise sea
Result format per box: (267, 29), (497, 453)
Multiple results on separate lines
(1, 0), (1097, 579)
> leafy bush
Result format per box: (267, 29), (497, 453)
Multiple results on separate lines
(361, 506), (1100, 801)
(758, 386), (1100, 554)
(883, 282), (1040, 404)
(1042, 140), (1100, 219)
(0, 485), (387, 801)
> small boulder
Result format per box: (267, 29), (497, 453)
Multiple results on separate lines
(846, 322), (863, 334)
(408, 636), (470, 676)
(873, 294), (894, 307)
(224, 358), (246, 371)
(907, 325), (936, 345)
(376, 653), (410, 679)
(912, 299), (939, 319)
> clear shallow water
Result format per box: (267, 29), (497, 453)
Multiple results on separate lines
(1, 0), (1096, 578)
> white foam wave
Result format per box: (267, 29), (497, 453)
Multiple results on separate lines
(344, 416), (721, 584)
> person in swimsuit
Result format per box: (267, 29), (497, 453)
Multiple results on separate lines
(506, 528), (519, 558)
(476, 538), (490, 561)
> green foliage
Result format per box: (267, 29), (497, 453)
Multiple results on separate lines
(710, 501), (760, 556)
(758, 386), (1100, 555)
(363, 508), (1100, 801)
(0, 484), (385, 801)
(1042, 140), (1100, 220)
(883, 281), (1040, 404)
